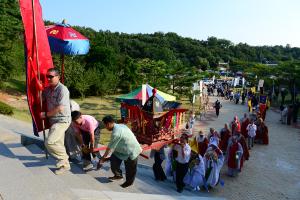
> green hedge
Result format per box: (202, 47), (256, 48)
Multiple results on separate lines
(0, 101), (14, 115)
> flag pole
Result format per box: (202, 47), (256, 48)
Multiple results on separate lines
(61, 54), (65, 83)
(32, 0), (48, 159)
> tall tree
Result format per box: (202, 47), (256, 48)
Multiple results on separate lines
(0, 0), (22, 81)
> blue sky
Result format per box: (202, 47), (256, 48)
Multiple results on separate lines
(40, 0), (300, 47)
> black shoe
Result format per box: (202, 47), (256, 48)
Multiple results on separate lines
(108, 176), (123, 180)
(120, 182), (132, 188)
(177, 188), (183, 193)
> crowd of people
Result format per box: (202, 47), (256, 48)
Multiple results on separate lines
(280, 102), (299, 125)
(151, 109), (269, 193)
(40, 68), (142, 188)
(148, 83), (273, 193)
(40, 68), (291, 193)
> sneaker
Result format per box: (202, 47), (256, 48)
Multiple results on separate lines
(56, 160), (68, 168)
(83, 163), (94, 171)
(55, 165), (71, 175)
(108, 175), (123, 181)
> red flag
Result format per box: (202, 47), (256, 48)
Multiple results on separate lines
(19, 0), (53, 135)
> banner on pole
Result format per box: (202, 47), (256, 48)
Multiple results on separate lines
(257, 79), (264, 92)
(242, 77), (245, 87)
(193, 83), (198, 91)
(19, 0), (53, 135)
(234, 77), (239, 87)
(199, 80), (203, 97)
(258, 79), (264, 88)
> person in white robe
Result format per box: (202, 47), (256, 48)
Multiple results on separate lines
(204, 138), (224, 188)
(184, 154), (207, 191)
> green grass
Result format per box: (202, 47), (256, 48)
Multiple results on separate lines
(1, 76), (26, 94)
(74, 95), (121, 145)
(12, 108), (32, 122)
(0, 101), (14, 115)
(74, 95), (121, 121)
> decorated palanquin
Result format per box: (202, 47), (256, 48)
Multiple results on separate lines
(121, 103), (187, 145)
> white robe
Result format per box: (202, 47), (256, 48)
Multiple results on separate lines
(204, 148), (224, 187)
(184, 156), (206, 188)
(165, 147), (174, 177)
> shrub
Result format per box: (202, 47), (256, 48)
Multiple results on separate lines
(0, 101), (14, 115)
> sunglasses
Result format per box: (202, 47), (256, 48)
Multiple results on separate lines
(46, 75), (57, 79)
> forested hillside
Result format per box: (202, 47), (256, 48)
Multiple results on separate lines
(1, 0), (300, 98)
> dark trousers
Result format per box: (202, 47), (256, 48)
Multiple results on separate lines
(153, 152), (166, 181)
(248, 137), (254, 149)
(215, 108), (220, 117)
(293, 112), (298, 123)
(81, 126), (101, 161)
(111, 153), (138, 185)
(175, 161), (189, 191)
(287, 115), (292, 125)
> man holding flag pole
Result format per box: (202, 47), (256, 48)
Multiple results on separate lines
(40, 68), (72, 175)
(19, 0), (72, 174)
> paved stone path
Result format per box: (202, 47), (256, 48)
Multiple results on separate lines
(192, 96), (300, 200)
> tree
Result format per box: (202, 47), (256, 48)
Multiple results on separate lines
(63, 58), (92, 98)
(276, 62), (300, 103)
(0, 0), (22, 81)
(136, 58), (167, 87)
(117, 55), (139, 92)
(195, 57), (210, 71)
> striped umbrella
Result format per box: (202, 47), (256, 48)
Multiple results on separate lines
(46, 20), (90, 83)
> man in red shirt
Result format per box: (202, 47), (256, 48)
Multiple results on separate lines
(71, 111), (101, 170)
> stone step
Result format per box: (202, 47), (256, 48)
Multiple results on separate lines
(103, 190), (225, 200)
(71, 189), (225, 200)
(91, 148), (212, 197)
(73, 145), (212, 197)
(4, 142), (78, 200)
(0, 117), (224, 199)
(134, 164), (212, 197)
(82, 148), (179, 194)
(0, 142), (16, 160)
(0, 127), (19, 143)
(24, 143), (110, 191)
(0, 114), (33, 136)
(84, 159), (213, 197)
(0, 143), (76, 200)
